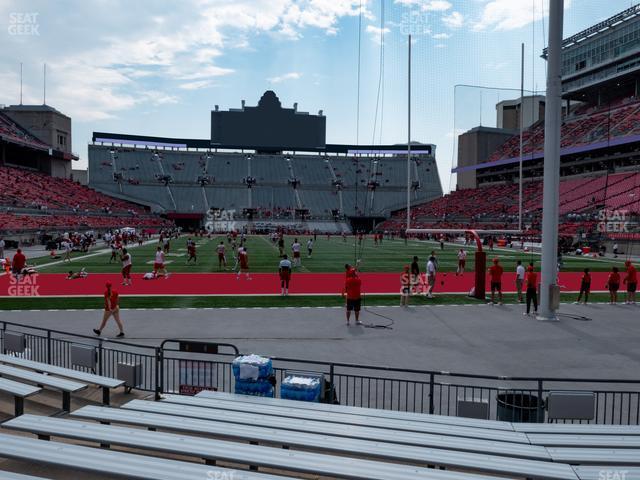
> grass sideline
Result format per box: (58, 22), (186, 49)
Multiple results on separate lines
(0, 292), (615, 310)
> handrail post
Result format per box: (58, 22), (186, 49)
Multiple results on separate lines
(46, 330), (52, 365)
(537, 379), (544, 423)
(429, 373), (435, 414)
(329, 364), (335, 404)
(98, 339), (104, 377)
(155, 346), (163, 400)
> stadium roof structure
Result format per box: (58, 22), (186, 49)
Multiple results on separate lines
(92, 131), (435, 156)
(542, 3), (640, 57)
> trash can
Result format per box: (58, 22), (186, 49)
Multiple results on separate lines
(496, 392), (542, 423)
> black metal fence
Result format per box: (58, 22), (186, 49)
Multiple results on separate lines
(2, 320), (639, 424)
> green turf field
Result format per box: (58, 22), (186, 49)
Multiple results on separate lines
(30, 234), (628, 274)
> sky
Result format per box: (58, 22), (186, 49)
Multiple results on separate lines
(0, 0), (635, 192)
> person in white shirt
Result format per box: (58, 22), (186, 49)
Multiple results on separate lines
(456, 248), (467, 276)
(515, 260), (526, 303)
(121, 248), (132, 286)
(0, 238), (5, 258)
(306, 238), (314, 258)
(216, 241), (227, 270)
(63, 240), (72, 263)
(279, 255), (292, 296)
(153, 246), (168, 278)
(291, 239), (302, 267)
(426, 256), (437, 298)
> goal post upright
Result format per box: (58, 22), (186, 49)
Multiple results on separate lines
(538, 0), (564, 322)
(405, 228), (522, 301)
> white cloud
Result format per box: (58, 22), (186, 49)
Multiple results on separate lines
(432, 32), (451, 39)
(179, 80), (215, 90)
(366, 24), (390, 44)
(442, 11), (464, 28)
(267, 72), (302, 83)
(0, 0), (370, 121)
(473, 0), (572, 32)
(394, 0), (451, 10)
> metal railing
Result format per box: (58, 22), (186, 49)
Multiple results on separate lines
(2, 320), (639, 424)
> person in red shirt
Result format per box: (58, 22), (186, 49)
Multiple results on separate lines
(93, 282), (125, 337)
(525, 264), (538, 316)
(624, 260), (637, 304)
(488, 258), (504, 305)
(606, 266), (621, 305)
(11, 249), (26, 277)
(343, 269), (362, 326)
(575, 268), (591, 305)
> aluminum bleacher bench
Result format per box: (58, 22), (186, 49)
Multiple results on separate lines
(195, 390), (515, 431)
(160, 394), (523, 440)
(136, 398), (529, 444)
(1, 415), (565, 480)
(513, 423), (640, 435)
(0, 354), (123, 405)
(0, 472), (49, 480)
(0, 432), (295, 480)
(572, 466), (640, 480)
(0, 378), (40, 416)
(0, 364), (86, 412)
(545, 447), (640, 466)
(527, 433), (640, 448)
(72, 405), (552, 461)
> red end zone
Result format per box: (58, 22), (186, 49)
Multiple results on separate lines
(0, 272), (609, 297)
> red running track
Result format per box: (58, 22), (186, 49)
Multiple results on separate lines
(0, 272), (610, 297)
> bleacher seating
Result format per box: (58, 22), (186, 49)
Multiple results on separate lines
(0, 113), (49, 151)
(88, 145), (443, 218)
(487, 97), (640, 164)
(0, 165), (172, 233)
(1, 380), (640, 478)
(381, 171), (639, 237)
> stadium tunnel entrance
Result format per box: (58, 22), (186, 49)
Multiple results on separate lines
(167, 213), (203, 232)
(349, 216), (386, 233)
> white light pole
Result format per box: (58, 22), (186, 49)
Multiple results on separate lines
(539, 0), (564, 321)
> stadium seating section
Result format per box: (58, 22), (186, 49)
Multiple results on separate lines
(0, 113), (49, 150)
(0, 165), (171, 233)
(488, 96), (640, 163)
(88, 146), (443, 219)
(380, 171), (639, 238)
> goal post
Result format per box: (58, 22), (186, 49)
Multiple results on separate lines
(406, 228), (523, 300)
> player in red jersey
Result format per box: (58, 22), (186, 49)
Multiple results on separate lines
(524, 264), (538, 316)
(624, 260), (637, 304)
(606, 266), (621, 305)
(343, 268), (362, 326)
(488, 258), (504, 305)
(575, 268), (591, 305)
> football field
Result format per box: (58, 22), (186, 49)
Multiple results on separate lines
(28, 234), (629, 274)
